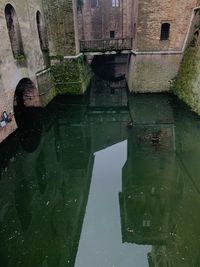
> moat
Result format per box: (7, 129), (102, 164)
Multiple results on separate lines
(1, 88), (200, 266)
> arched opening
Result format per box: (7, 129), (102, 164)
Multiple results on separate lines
(14, 78), (40, 110)
(36, 11), (47, 51)
(14, 78), (42, 153)
(5, 4), (25, 58)
(160, 23), (170, 41)
(91, 54), (127, 81)
(36, 11), (49, 66)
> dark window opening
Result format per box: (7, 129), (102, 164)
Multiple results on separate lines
(110, 31), (115, 38)
(36, 11), (48, 51)
(91, 0), (98, 8)
(160, 23), (170, 41)
(36, 11), (49, 66)
(5, 4), (25, 58)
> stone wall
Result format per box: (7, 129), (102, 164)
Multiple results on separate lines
(0, 0), (47, 143)
(136, 0), (197, 52)
(0, 0), (91, 144)
(128, 0), (200, 92)
(174, 8), (200, 115)
(51, 56), (92, 95)
(42, 0), (78, 56)
(128, 53), (182, 93)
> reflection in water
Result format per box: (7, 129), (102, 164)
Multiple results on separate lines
(0, 92), (200, 266)
(15, 107), (43, 153)
(75, 142), (151, 267)
(15, 179), (32, 232)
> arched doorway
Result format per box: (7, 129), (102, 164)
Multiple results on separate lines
(14, 78), (42, 152)
(14, 78), (40, 109)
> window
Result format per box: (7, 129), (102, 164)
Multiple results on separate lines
(110, 31), (115, 38)
(91, 0), (99, 8)
(112, 0), (119, 7)
(160, 23), (170, 41)
(36, 11), (48, 51)
(5, 4), (25, 58)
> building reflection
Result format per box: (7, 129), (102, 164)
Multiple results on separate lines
(120, 125), (181, 244)
(120, 94), (200, 266)
(0, 92), (130, 267)
(1, 93), (200, 266)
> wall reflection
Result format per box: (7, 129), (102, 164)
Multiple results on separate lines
(1, 93), (200, 266)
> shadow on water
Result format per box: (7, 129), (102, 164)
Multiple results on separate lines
(15, 106), (43, 153)
(14, 178), (32, 232)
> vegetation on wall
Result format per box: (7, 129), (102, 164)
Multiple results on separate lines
(51, 56), (92, 95)
(174, 12), (200, 115)
(173, 44), (200, 115)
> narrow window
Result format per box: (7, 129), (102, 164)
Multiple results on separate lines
(91, 0), (98, 8)
(110, 31), (115, 38)
(160, 23), (170, 41)
(112, 0), (120, 7)
(5, 4), (25, 58)
(36, 11), (47, 51)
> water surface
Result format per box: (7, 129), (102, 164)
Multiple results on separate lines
(1, 93), (200, 267)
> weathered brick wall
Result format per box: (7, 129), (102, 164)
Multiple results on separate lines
(42, 0), (77, 56)
(78, 0), (133, 40)
(0, 0), (47, 142)
(136, 0), (198, 51)
(128, 0), (200, 93)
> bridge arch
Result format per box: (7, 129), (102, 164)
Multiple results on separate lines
(14, 78), (40, 110)
(14, 78), (42, 152)
(91, 54), (127, 81)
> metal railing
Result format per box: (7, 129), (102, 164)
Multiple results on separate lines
(80, 38), (132, 52)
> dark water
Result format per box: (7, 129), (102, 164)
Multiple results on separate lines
(1, 92), (200, 267)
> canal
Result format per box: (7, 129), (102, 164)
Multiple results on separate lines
(1, 88), (200, 266)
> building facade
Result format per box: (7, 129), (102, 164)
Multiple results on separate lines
(1, 0), (200, 143)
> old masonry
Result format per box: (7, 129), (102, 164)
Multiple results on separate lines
(1, 0), (200, 143)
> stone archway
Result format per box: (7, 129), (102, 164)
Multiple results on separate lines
(91, 54), (127, 82)
(14, 78), (40, 109)
(14, 78), (42, 152)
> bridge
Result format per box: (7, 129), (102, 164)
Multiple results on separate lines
(80, 38), (132, 53)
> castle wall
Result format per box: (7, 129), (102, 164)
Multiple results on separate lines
(128, 0), (200, 93)
(128, 53), (182, 93)
(0, 0), (91, 144)
(0, 0), (47, 143)
(42, 0), (78, 56)
(78, 0), (134, 40)
(174, 8), (200, 115)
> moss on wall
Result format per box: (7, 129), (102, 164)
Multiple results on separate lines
(174, 45), (200, 115)
(173, 9), (200, 115)
(51, 56), (92, 95)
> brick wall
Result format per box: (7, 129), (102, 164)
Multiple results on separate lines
(136, 0), (198, 51)
(78, 0), (134, 40)
(42, 0), (77, 56)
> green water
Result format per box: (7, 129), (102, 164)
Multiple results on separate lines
(1, 93), (200, 267)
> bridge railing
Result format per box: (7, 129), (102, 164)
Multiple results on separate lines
(80, 38), (132, 52)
